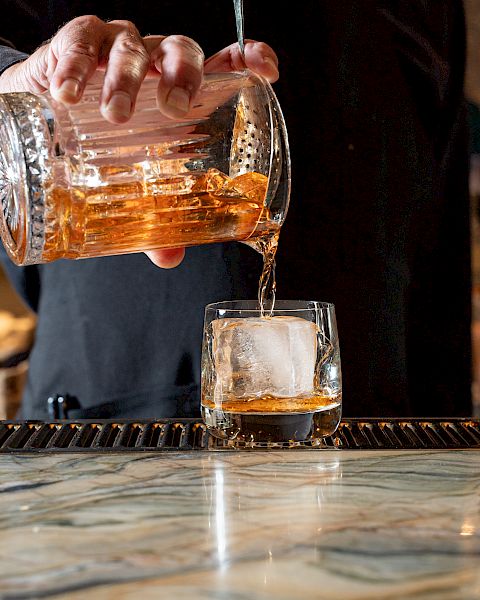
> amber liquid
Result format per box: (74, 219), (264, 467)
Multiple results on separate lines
(202, 397), (342, 444)
(201, 393), (340, 414)
(38, 168), (278, 262)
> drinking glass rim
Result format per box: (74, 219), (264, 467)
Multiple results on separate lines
(205, 299), (335, 313)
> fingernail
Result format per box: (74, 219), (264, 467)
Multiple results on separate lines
(263, 56), (279, 74)
(105, 91), (132, 120)
(58, 78), (80, 101)
(166, 87), (190, 115)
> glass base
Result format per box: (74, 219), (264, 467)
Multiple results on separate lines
(202, 403), (341, 447)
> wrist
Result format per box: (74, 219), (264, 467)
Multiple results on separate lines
(0, 61), (25, 92)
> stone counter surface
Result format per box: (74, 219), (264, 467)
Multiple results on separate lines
(0, 450), (479, 599)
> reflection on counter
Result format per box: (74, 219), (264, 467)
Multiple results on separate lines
(0, 450), (479, 599)
(205, 453), (341, 574)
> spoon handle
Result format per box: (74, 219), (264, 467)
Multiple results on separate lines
(233, 0), (246, 60)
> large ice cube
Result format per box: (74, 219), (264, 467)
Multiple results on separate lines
(212, 316), (317, 398)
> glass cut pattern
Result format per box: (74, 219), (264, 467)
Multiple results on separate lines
(0, 93), (51, 263)
(0, 145), (19, 238)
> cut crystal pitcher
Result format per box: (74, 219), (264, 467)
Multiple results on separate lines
(0, 70), (290, 265)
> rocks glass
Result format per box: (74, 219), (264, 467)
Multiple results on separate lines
(201, 300), (342, 446)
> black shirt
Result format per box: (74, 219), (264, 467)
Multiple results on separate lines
(0, 0), (472, 418)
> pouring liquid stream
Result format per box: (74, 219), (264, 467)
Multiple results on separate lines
(245, 231), (279, 318)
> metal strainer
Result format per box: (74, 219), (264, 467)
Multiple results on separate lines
(230, 77), (290, 224)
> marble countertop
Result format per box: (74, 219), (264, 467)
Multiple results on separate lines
(0, 450), (479, 599)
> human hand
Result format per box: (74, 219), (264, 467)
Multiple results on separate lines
(0, 16), (279, 268)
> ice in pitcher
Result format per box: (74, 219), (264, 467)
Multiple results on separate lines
(212, 316), (317, 398)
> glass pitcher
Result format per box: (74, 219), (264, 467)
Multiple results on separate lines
(0, 70), (290, 265)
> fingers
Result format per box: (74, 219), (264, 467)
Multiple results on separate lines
(146, 35), (204, 119)
(100, 21), (150, 123)
(205, 40), (279, 83)
(1, 15), (280, 130)
(49, 15), (105, 104)
(47, 17), (151, 123)
(145, 247), (186, 269)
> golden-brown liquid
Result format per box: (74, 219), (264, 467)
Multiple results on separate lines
(38, 168), (278, 262)
(201, 393), (341, 414)
(246, 228), (279, 316)
(202, 398), (342, 443)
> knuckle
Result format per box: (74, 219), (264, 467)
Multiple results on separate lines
(69, 14), (103, 30)
(65, 41), (98, 60)
(116, 36), (149, 60)
(166, 35), (204, 59)
(250, 41), (270, 54)
(112, 19), (137, 31)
